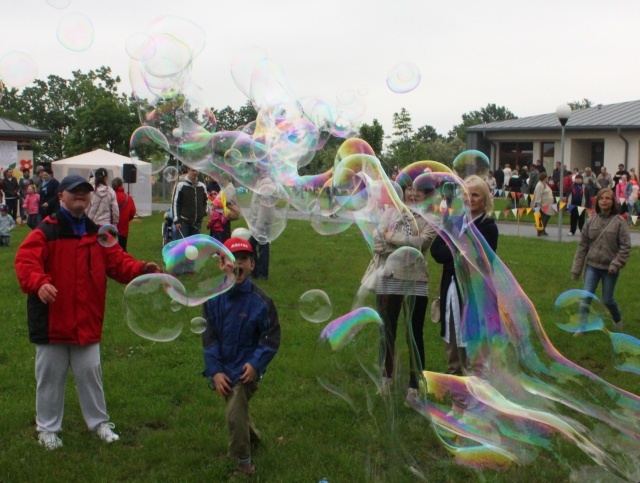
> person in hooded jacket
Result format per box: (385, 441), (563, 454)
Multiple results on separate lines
(112, 177), (136, 252)
(86, 168), (119, 226)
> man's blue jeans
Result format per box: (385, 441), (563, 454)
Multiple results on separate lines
(582, 265), (622, 324)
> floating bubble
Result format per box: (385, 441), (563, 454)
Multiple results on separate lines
(241, 186), (290, 244)
(56, 12), (94, 52)
(386, 62), (421, 93)
(162, 234), (236, 306)
(184, 245), (198, 260)
(190, 316), (207, 334)
(553, 289), (605, 334)
(46, 0), (71, 8)
(299, 290), (333, 323)
(163, 166), (178, 182)
(453, 150), (491, 178)
(231, 227), (252, 240)
(0, 51), (38, 87)
(170, 299), (182, 312)
(171, 128), (183, 138)
(124, 273), (187, 342)
(97, 224), (118, 248)
(130, 126), (170, 174)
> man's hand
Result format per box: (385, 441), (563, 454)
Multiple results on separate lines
(142, 262), (161, 274)
(212, 372), (232, 397)
(240, 363), (258, 384)
(174, 222), (181, 232)
(38, 283), (58, 304)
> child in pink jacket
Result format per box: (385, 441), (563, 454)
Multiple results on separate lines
(22, 184), (40, 229)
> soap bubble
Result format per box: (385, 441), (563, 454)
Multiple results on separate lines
(130, 126), (170, 174)
(386, 62), (420, 93)
(299, 289), (333, 323)
(97, 224), (118, 248)
(453, 150), (491, 178)
(124, 273), (187, 342)
(231, 227), (252, 240)
(0, 51), (38, 87)
(162, 234), (236, 306)
(57, 12), (94, 52)
(190, 316), (207, 334)
(553, 289), (605, 334)
(184, 245), (198, 260)
(163, 166), (179, 182)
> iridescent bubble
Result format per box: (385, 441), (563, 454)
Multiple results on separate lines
(130, 126), (170, 174)
(162, 234), (236, 306)
(0, 51), (38, 88)
(46, 0), (71, 8)
(386, 62), (421, 93)
(163, 166), (178, 182)
(190, 316), (207, 334)
(124, 273), (187, 342)
(231, 46), (270, 99)
(553, 289), (605, 334)
(97, 224), (118, 248)
(299, 289), (333, 323)
(336, 87), (366, 121)
(240, 184), (289, 244)
(170, 299), (182, 312)
(453, 150), (491, 178)
(56, 12), (94, 52)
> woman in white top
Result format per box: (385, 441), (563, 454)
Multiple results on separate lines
(532, 172), (554, 237)
(86, 168), (119, 226)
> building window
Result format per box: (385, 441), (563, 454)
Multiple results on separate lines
(499, 142), (533, 169)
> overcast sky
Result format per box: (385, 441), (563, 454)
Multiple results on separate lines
(2, 0), (640, 138)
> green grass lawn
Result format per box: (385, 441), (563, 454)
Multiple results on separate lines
(1, 213), (639, 481)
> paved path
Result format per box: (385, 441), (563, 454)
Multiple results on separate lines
(152, 204), (640, 247)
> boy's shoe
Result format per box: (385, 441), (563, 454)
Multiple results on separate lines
(96, 422), (120, 443)
(232, 462), (256, 478)
(38, 431), (63, 450)
(568, 232), (575, 236)
(613, 320), (624, 331)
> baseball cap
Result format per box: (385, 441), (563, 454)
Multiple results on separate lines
(58, 175), (94, 193)
(224, 237), (253, 254)
(0, 204), (8, 212)
(35, 165), (45, 173)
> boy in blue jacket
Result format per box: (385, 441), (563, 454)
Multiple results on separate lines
(202, 237), (281, 478)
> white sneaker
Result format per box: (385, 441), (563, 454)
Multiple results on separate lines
(96, 422), (120, 443)
(405, 388), (420, 403)
(38, 431), (63, 450)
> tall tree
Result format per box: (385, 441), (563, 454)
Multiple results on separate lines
(387, 108), (417, 168)
(449, 103), (517, 142)
(359, 119), (384, 156)
(2, 66), (135, 160)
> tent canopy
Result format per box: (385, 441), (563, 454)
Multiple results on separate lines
(53, 149), (152, 216)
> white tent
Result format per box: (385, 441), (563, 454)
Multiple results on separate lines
(53, 149), (152, 216)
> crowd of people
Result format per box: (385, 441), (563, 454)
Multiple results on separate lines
(5, 160), (635, 479)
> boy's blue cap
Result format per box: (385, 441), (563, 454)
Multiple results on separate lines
(58, 175), (94, 193)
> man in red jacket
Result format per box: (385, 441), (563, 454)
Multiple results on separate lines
(14, 175), (160, 451)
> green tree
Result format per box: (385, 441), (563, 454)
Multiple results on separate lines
(213, 101), (257, 131)
(358, 119), (384, 156)
(414, 124), (442, 144)
(386, 107), (418, 168)
(3, 66), (134, 159)
(449, 103), (517, 142)
(568, 98), (593, 110)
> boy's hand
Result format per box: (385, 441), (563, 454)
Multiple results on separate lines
(240, 363), (258, 384)
(212, 372), (232, 397)
(38, 283), (58, 304)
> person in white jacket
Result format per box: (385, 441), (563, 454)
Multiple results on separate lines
(86, 168), (119, 226)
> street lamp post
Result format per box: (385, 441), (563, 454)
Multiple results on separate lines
(556, 104), (572, 242)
